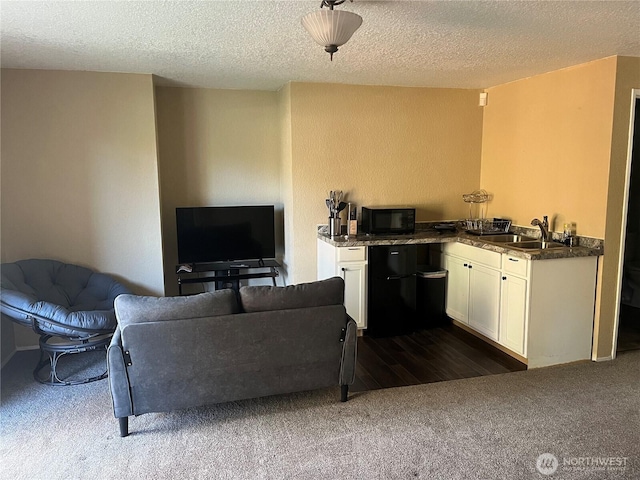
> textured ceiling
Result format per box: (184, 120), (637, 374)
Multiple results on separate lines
(1, 0), (639, 91)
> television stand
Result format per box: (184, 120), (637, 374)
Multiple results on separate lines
(176, 259), (281, 295)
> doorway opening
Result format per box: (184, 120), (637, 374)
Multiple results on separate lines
(616, 91), (640, 355)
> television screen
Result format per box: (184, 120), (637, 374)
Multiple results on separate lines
(176, 206), (276, 264)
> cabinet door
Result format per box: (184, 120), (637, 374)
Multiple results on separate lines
(317, 239), (337, 280)
(500, 275), (528, 355)
(443, 254), (470, 324)
(468, 263), (501, 341)
(339, 262), (367, 329)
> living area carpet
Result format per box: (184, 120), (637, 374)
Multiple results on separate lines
(1, 349), (639, 480)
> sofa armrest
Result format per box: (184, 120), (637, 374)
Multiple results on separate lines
(339, 315), (358, 386)
(107, 328), (133, 418)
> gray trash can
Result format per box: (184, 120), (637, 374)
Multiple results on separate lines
(416, 265), (448, 329)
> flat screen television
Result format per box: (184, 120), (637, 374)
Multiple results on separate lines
(176, 205), (276, 264)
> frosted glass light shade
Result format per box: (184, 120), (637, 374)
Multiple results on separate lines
(301, 9), (363, 49)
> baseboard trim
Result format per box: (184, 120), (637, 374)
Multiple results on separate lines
(594, 355), (613, 362)
(2, 345), (39, 369)
(1, 350), (16, 369)
(16, 345), (40, 351)
(451, 319), (528, 365)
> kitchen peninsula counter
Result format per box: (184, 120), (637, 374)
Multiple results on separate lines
(317, 222), (603, 368)
(317, 224), (604, 261)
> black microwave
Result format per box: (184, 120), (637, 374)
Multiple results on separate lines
(361, 206), (416, 235)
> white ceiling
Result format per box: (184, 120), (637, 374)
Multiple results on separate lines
(1, 0), (639, 91)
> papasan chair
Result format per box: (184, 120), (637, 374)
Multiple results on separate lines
(1, 259), (131, 385)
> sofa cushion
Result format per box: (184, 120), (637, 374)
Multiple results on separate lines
(239, 277), (344, 313)
(115, 289), (238, 328)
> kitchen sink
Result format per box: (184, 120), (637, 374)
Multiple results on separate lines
(481, 234), (537, 243)
(504, 241), (566, 250)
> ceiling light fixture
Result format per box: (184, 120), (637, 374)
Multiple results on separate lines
(301, 0), (363, 61)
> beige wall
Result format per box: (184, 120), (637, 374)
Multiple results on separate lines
(1, 314), (15, 367)
(155, 87), (282, 295)
(287, 83), (484, 283)
(278, 84), (295, 283)
(1, 69), (165, 348)
(152, 83), (485, 288)
(480, 56), (640, 360)
(596, 56), (640, 358)
(480, 57), (618, 236)
(3, 56), (635, 358)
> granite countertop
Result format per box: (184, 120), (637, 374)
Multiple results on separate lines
(317, 223), (604, 261)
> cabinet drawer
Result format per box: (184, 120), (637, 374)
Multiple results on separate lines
(502, 255), (528, 277)
(336, 246), (366, 262)
(443, 242), (501, 269)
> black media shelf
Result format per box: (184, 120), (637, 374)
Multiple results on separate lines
(177, 259), (281, 295)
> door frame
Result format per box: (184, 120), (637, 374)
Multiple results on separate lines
(611, 88), (640, 359)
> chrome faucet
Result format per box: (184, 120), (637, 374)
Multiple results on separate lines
(531, 216), (551, 242)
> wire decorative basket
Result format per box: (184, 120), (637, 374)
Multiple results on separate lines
(462, 189), (490, 221)
(462, 189), (489, 204)
(465, 218), (512, 235)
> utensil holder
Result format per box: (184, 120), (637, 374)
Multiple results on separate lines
(330, 217), (342, 237)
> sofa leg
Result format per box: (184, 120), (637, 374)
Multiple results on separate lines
(118, 417), (129, 437)
(341, 385), (349, 402)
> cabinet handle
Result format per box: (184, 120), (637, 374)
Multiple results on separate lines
(463, 263), (468, 267)
(386, 274), (414, 281)
(468, 265), (473, 269)
(502, 276), (507, 280)
(508, 258), (519, 262)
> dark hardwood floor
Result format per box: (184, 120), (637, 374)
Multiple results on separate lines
(351, 322), (527, 393)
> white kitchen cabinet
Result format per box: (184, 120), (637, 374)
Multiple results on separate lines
(498, 253), (598, 367)
(443, 242), (598, 367)
(525, 256), (597, 368)
(499, 270), (528, 355)
(442, 254), (470, 323)
(317, 234), (598, 367)
(317, 240), (367, 329)
(442, 243), (501, 341)
(338, 262), (367, 329)
(468, 262), (501, 341)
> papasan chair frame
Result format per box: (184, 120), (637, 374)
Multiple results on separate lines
(1, 259), (131, 386)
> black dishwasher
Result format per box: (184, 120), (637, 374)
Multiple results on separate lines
(367, 244), (417, 337)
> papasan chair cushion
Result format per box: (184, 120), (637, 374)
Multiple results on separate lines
(1, 259), (130, 337)
(1, 259), (131, 385)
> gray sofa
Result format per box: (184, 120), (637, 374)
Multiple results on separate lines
(107, 277), (357, 437)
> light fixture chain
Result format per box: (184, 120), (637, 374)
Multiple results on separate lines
(320, 0), (351, 10)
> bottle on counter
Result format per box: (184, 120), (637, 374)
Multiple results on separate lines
(348, 203), (358, 236)
(563, 222), (577, 247)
